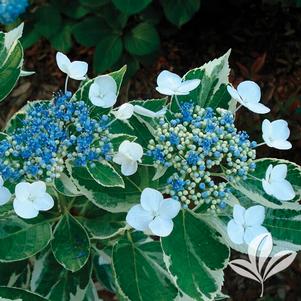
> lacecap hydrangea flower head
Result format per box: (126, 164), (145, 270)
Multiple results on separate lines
(127, 67), (295, 245)
(0, 0), (29, 25)
(0, 91), (113, 183)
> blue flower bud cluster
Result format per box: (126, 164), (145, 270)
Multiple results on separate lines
(0, 92), (112, 182)
(0, 0), (29, 25)
(147, 103), (257, 212)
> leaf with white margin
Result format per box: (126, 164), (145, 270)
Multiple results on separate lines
(161, 210), (230, 301)
(0, 215), (52, 262)
(54, 172), (82, 197)
(31, 250), (92, 301)
(51, 213), (90, 272)
(263, 250), (296, 281)
(110, 134), (137, 151)
(171, 50), (232, 111)
(0, 24), (24, 102)
(0, 287), (47, 301)
(112, 233), (178, 301)
(87, 161), (125, 188)
(230, 158), (301, 211)
(66, 161), (168, 213)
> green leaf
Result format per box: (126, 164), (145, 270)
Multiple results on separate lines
(162, 0), (201, 27)
(81, 211), (126, 239)
(112, 0), (152, 15)
(34, 5), (62, 39)
(87, 161), (124, 188)
(110, 133), (137, 151)
(73, 17), (110, 47)
(161, 210), (229, 300)
(50, 25), (72, 52)
(94, 255), (116, 293)
(52, 213), (90, 272)
(171, 50), (231, 111)
(94, 34), (123, 73)
(80, 0), (109, 8)
(0, 216), (52, 262)
(67, 163), (164, 212)
(0, 260), (28, 286)
(31, 251), (92, 301)
(0, 24), (24, 102)
(124, 22), (160, 56)
(112, 234), (178, 301)
(230, 158), (301, 211)
(67, 164), (138, 212)
(0, 287), (47, 301)
(264, 209), (301, 250)
(82, 280), (100, 301)
(54, 172), (82, 197)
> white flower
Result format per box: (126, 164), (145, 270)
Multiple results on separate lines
(262, 164), (295, 201)
(227, 204), (269, 245)
(112, 103), (134, 120)
(227, 81), (270, 114)
(262, 119), (292, 150)
(113, 140), (143, 176)
(13, 181), (54, 219)
(126, 188), (181, 237)
(56, 52), (88, 80)
(0, 176), (12, 205)
(89, 75), (118, 108)
(156, 70), (200, 96)
(112, 103), (167, 121)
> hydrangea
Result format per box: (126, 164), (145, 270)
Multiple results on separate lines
(0, 92), (113, 182)
(147, 103), (257, 212)
(0, 0), (29, 25)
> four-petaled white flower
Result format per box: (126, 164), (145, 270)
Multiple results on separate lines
(262, 119), (292, 150)
(227, 81), (270, 114)
(227, 204), (270, 245)
(126, 188), (181, 237)
(113, 140), (143, 176)
(262, 164), (295, 201)
(89, 75), (118, 108)
(56, 52), (88, 80)
(0, 176), (12, 205)
(112, 103), (167, 121)
(156, 70), (200, 96)
(13, 181), (54, 219)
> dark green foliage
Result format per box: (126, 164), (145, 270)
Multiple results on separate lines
(22, 0), (201, 76)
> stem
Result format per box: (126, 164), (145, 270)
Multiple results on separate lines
(235, 104), (242, 112)
(256, 142), (266, 147)
(174, 95), (182, 110)
(247, 173), (262, 182)
(106, 118), (117, 128)
(64, 75), (69, 93)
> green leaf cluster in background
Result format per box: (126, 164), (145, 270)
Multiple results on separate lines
(21, 0), (201, 77)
